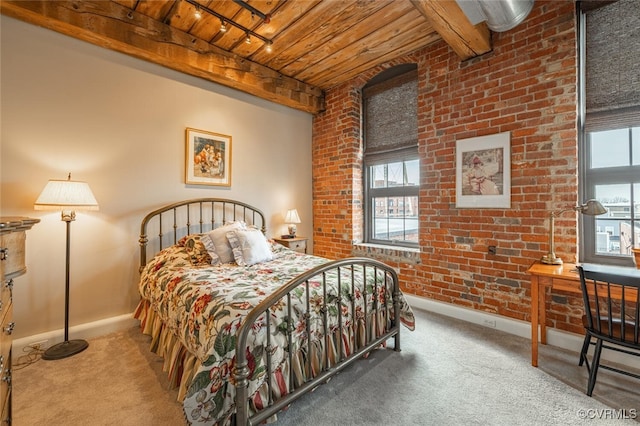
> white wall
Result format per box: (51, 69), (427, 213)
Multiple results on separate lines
(0, 16), (314, 341)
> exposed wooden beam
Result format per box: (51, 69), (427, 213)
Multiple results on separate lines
(0, 0), (324, 114)
(410, 0), (491, 60)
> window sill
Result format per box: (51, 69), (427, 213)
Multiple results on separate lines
(352, 243), (421, 264)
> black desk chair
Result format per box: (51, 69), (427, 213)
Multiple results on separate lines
(577, 265), (640, 396)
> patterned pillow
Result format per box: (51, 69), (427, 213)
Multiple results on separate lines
(179, 234), (220, 266)
(204, 221), (246, 264)
(226, 228), (273, 266)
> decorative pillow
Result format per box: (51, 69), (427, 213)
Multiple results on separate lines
(179, 234), (220, 266)
(204, 221), (246, 264)
(226, 228), (273, 266)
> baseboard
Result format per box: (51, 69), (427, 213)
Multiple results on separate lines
(13, 313), (138, 359)
(404, 294), (638, 369)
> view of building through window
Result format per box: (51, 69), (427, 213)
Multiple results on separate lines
(589, 127), (640, 257)
(594, 186), (640, 255)
(370, 159), (419, 243)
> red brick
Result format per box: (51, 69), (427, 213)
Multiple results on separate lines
(312, 1), (582, 334)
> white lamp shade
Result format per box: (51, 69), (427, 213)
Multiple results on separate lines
(34, 178), (99, 211)
(284, 209), (301, 224)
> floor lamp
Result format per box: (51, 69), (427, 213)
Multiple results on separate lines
(34, 173), (99, 360)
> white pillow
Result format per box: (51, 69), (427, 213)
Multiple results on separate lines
(226, 228), (273, 266)
(204, 221), (245, 264)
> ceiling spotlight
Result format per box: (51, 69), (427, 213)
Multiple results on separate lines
(245, 33), (251, 45)
(220, 19), (227, 32)
(265, 40), (273, 53)
(194, 7), (202, 19)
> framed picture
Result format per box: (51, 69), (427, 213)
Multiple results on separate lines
(185, 128), (232, 186)
(456, 132), (510, 208)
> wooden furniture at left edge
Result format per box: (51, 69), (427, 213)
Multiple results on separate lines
(0, 217), (39, 424)
(527, 261), (581, 367)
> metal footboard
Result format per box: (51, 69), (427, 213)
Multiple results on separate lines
(234, 258), (402, 426)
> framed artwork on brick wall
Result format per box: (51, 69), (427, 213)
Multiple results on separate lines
(185, 128), (232, 186)
(456, 132), (511, 208)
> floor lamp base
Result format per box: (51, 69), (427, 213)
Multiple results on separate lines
(42, 339), (89, 360)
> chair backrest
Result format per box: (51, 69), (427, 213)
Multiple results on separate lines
(577, 265), (640, 349)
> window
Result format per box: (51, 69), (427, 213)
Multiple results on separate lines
(579, 0), (640, 266)
(367, 157), (419, 244)
(363, 64), (419, 247)
(584, 127), (640, 263)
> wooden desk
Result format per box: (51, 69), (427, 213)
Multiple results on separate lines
(527, 261), (580, 367)
(527, 261), (640, 367)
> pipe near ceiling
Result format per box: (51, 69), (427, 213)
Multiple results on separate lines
(476, 0), (535, 32)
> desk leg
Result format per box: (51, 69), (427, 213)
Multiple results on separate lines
(531, 275), (539, 367)
(539, 284), (547, 345)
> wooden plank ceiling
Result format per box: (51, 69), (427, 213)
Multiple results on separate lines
(1, 0), (492, 114)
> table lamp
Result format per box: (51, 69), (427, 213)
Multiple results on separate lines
(283, 209), (300, 238)
(541, 199), (606, 265)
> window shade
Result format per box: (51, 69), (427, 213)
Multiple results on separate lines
(363, 68), (418, 155)
(585, 0), (640, 117)
(585, 106), (640, 132)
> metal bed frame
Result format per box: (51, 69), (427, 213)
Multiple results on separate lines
(138, 198), (402, 425)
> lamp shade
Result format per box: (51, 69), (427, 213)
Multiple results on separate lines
(541, 199), (608, 265)
(284, 209), (301, 224)
(34, 175), (99, 211)
(578, 199), (607, 216)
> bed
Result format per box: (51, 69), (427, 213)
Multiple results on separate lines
(134, 198), (415, 425)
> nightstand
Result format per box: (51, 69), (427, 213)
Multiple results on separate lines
(273, 237), (307, 254)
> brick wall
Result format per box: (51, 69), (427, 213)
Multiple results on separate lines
(312, 1), (585, 334)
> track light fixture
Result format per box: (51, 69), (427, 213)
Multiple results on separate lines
(234, 0), (271, 23)
(185, 0), (273, 53)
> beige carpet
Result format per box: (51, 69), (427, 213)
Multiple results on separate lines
(13, 309), (640, 425)
(13, 327), (185, 426)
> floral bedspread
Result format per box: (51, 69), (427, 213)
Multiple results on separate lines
(137, 237), (415, 425)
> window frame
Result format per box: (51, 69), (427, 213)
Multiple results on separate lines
(364, 148), (419, 248)
(581, 128), (640, 266)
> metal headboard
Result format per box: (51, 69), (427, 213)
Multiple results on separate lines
(139, 198), (266, 271)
